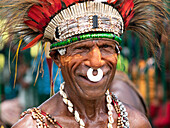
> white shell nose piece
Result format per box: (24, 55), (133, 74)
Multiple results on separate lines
(87, 68), (103, 82)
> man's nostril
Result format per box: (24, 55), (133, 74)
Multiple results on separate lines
(92, 69), (98, 76)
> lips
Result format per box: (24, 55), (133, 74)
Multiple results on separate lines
(74, 64), (111, 87)
(73, 65), (113, 99)
(76, 68), (109, 85)
(79, 74), (88, 81)
(78, 68), (108, 78)
(79, 73), (107, 83)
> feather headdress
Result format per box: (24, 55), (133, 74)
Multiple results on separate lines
(0, 0), (168, 53)
(0, 0), (168, 90)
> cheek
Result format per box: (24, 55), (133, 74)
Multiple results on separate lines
(106, 54), (118, 83)
(60, 56), (71, 67)
(60, 54), (84, 70)
(105, 54), (118, 66)
(60, 55), (85, 84)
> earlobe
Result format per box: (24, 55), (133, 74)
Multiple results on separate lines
(50, 51), (62, 68)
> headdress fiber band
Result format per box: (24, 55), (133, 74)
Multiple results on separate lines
(44, 1), (124, 49)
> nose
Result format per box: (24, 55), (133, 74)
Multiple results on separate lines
(84, 46), (105, 69)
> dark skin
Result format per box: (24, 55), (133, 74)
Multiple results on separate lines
(12, 39), (151, 128)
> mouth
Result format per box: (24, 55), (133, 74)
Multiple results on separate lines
(75, 66), (111, 86)
(78, 73), (107, 84)
(74, 69), (112, 98)
(79, 74), (88, 80)
(79, 74), (96, 83)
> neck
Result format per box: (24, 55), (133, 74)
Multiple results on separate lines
(79, 96), (106, 119)
(59, 82), (129, 127)
(64, 85), (106, 120)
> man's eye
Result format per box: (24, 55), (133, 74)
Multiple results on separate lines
(100, 44), (111, 48)
(103, 45), (109, 48)
(75, 46), (89, 50)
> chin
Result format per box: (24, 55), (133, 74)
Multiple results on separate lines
(76, 78), (111, 100)
(79, 90), (107, 100)
(72, 66), (115, 100)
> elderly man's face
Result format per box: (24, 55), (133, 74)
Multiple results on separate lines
(53, 39), (118, 100)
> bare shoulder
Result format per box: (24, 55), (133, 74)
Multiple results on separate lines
(12, 114), (36, 128)
(125, 104), (151, 128)
(39, 92), (63, 114)
(12, 93), (61, 128)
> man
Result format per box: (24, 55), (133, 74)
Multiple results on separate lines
(0, 0), (167, 127)
(12, 38), (151, 128)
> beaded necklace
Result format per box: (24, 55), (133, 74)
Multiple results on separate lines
(20, 82), (130, 128)
(59, 82), (130, 128)
(59, 82), (115, 128)
(20, 107), (62, 128)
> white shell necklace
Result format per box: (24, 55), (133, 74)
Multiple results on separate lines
(59, 82), (130, 128)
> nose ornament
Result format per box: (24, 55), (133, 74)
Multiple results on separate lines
(87, 68), (103, 82)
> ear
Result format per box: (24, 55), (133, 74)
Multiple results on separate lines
(50, 50), (62, 68)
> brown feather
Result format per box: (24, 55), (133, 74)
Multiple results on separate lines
(0, 0), (169, 64)
(127, 0), (169, 65)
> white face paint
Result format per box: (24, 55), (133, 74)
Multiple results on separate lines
(58, 48), (66, 55)
(87, 68), (104, 82)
